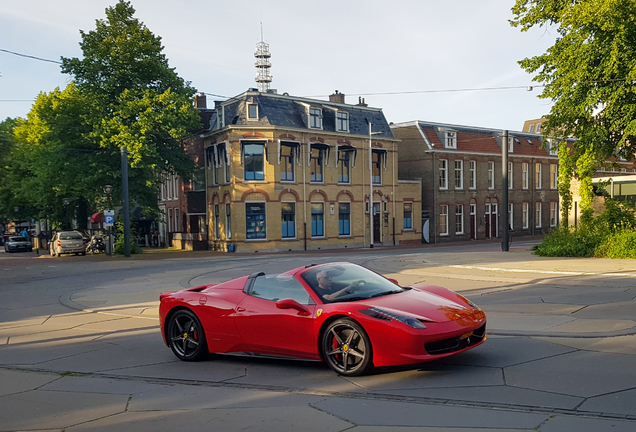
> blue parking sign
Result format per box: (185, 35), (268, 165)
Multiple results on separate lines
(104, 210), (115, 227)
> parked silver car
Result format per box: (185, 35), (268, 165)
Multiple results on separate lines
(50, 231), (86, 256)
(4, 236), (33, 253)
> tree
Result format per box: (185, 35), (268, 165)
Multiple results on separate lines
(11, 0), (201, 228)
(511, 0), (636, 224)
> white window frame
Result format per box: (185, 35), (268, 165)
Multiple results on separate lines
(469, 160), (476, 189)
(508, 203), (514, 231)
(336, 111), (349, 132)
(247, 103), (258, 120)
(508, 162), (513, 190)
(550, 202), (558, 227)
(309, 107), (322, 129)
(488, 161), (495, 189)
(508, 137), (514, 153)
(445, 131), (457, 149)
(548, 139), (558, 156)
(173, 174), (179, 199)
(455, 204), (464, 235)
(454, 160), (463, 190)
(522, 202), (529, 229)
(529, 124), (535, 133)
(522, 163), (529, 190)
(536, 163), (542, 189)
(440, 205), (449, 236)
(550, 164), (558, 189)
(225, 203), (232, 239)
(536, 202), (542, 228)
(439, 159), (448, 190)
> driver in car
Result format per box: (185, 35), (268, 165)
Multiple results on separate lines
(315, 269), (362, 301)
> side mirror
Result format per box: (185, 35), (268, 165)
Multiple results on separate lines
(387, 278), (399, 286)
(276, 298), (311, 316)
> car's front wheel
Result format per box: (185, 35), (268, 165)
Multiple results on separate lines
(167, 309), (208, 361)
(322, 318), (373, 376)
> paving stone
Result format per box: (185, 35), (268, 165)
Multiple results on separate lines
(349, 427), (534, 432)
(0, 339), (107, 367)
(67, 406), (351, 432)
(128, 385), (324, 411)
(311, 397), (548, 429)
(505, 350), (636, 398)
(0, 369), (59, 397)
(377, 385), (583, 410)
(547, 318), (636, 333)
(536, 335), (636, 355)
(487, 313), (575, 332)
(578, 388), (636, 417)
(41, 375), (170, 395)
(0, 389), (128, 430)
(539, 414), (636, 432)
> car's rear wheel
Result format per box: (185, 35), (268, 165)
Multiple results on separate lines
(167, 309), (208, 361)
(322, 318), (372, 376)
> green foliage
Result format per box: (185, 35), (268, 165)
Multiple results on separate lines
(511, 0), (636, 222)
(533, 198), (636, 258)
(114, 235), (141, 255)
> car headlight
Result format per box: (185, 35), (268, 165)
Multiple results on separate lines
(458, 295), (481, 311)
(360, 307), (427, 329)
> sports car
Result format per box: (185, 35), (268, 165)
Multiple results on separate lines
(159, 262), (486, 376)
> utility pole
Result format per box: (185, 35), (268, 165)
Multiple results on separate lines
(502, 130), (509, 251)
(369, 121), (374, 248)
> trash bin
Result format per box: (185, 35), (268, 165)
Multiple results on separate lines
(228, 243), (235, 253)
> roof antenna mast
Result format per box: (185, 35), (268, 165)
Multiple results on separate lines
(255, 22), (272, 92)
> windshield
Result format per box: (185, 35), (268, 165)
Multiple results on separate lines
(59, 232), (83, 240)
(9, 236), (27, 242)
(302, 263), (403, 303)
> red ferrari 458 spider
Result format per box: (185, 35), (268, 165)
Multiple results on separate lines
(159, 262), (486, 376)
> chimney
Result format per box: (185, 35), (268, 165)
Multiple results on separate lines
(357, 97), (368, 107)
(329, 90), (345, 104)
(194, 92), (207, 109)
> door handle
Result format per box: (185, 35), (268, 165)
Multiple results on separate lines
(236, 307), (246, 312)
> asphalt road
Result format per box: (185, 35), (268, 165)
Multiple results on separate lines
(1, 242), (636, 431)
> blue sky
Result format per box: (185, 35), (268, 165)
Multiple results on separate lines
(0, 0), (557, 131)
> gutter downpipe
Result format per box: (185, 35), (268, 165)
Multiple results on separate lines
(302, 133), (307, 251)
(393, 141), (396, 246)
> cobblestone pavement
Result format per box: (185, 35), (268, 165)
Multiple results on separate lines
(1, 241), (636, 431)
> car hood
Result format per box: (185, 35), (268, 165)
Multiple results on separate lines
(363, 289), (477, 323)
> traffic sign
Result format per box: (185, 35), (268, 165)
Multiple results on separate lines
(104, 210), (115, 227)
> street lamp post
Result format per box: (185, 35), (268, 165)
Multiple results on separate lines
(62, 198), (70, 230)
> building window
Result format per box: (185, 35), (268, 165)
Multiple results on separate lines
(310, 146), (324, 182)
(174, 211), (179, 233)
(439, 159), (448, 190)
(536, 163), (542, 189)
(445, 131), (457, 149)
(309, 108), (322, 129)
(508, 137), (515, 153)
(339, 203), (351, 235)
(403, 202), (413, 230)
(338, 150), (351, 183)
(281, 202), (296, 238)
(167, 208), (173, 233)
(246, 202), (266, 239)
(508, 203), (514, 231)
(214, 204), (220, 239)
(529, 124), (535, 133)
(522, 163), (529, 189)
(550, 164), (558, 189)
(160, 183), (165, 201)
(372, 150), (382, 185)
(536, 123), (541, 133)
(311, 203), (324, 237)
(455, 204), (464, 234)
(550, 202), (558, 227)
(166, 176), (172, 200)
(336, 112), (349, 132)
(469, 160), (476, 189)
(547, 139), (558, 156)
(508, 162), (513, 189)
(522, 202), (529, 229)
(247, 103), (258, 120)
(225, 204), (231, 239)
(244, 143), (265, 181)
(280, 143), (295, 182)
(440, 205), (449, 236)
(173, 174), (179, 199)
(488, 161), (495, 189)
(454, 160), (463, 189)
(536, 202), (542, 228)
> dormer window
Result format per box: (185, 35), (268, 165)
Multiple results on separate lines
(309, 108), (322, 129)
(547, 139), (558, 156)
(445, 131), (457, 149)
(336, 111), (349, 132)
(508, 137), (514, 153)
(247, 103), (258, 120)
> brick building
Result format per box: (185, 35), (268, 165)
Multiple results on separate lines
(391, 121), (563, 243)
(200, 90), (422, 252)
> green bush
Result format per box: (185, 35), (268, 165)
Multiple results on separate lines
(595, 230), (636, 259)
(114, 236), (142, 255)
(532, 226), (603, 257)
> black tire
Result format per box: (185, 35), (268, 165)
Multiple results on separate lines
(81, 251), (86, 256)
(322, 318), (373, 376)
(167, 309), (208, 361)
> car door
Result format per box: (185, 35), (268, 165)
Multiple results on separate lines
(234, 274), (317, 358)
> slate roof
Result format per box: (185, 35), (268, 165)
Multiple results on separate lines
(209, 90), (394, 139)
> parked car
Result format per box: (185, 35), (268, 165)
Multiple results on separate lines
(159, 262), (487, 376)
(49, 231), (87, 256)
(4, 236), (33, 253)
